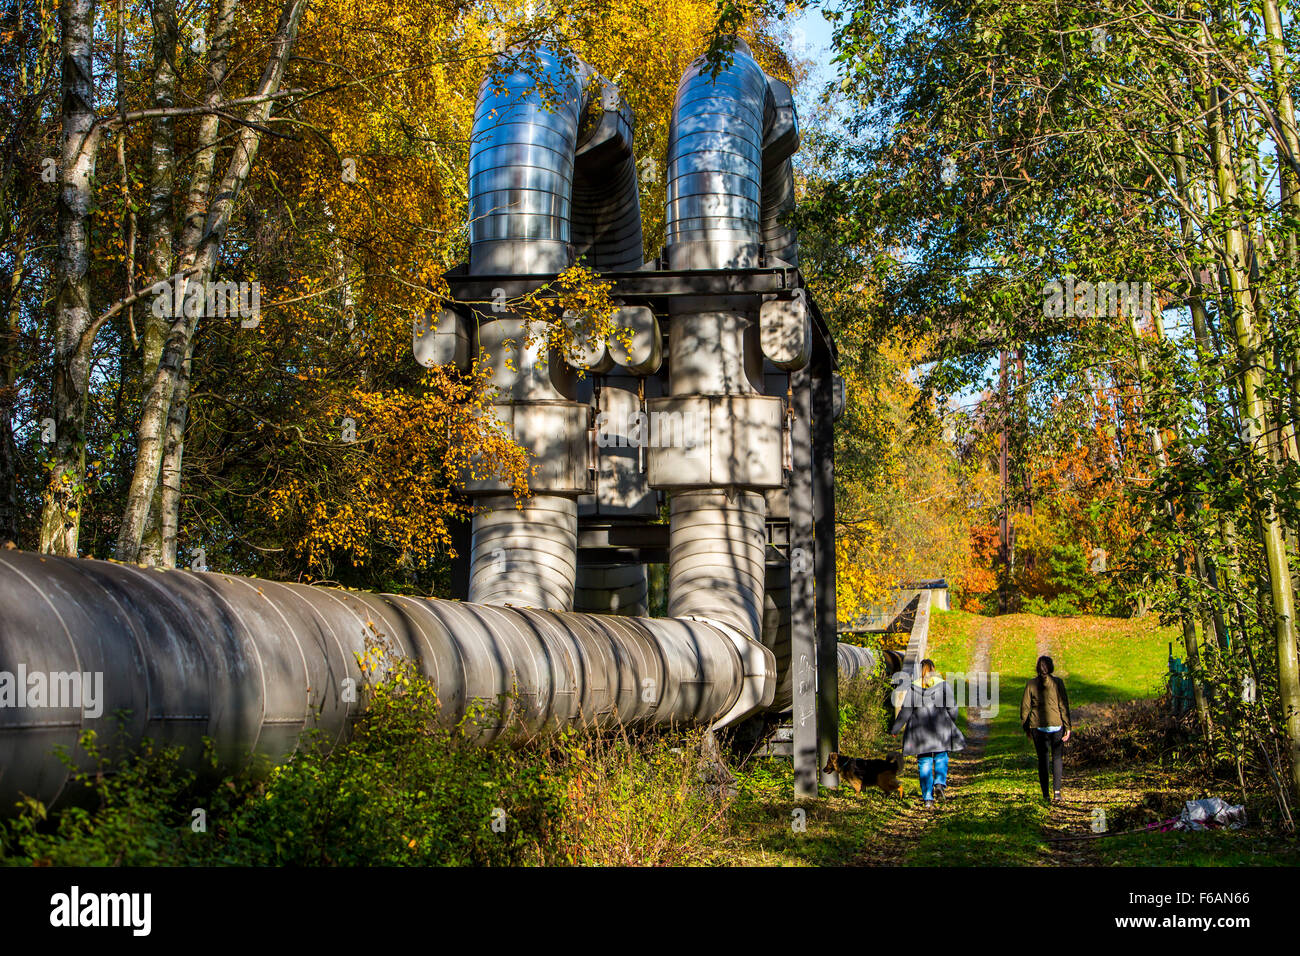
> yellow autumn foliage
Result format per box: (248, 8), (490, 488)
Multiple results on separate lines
(238, 0), (790, 576)
(833, 335), (995, 622)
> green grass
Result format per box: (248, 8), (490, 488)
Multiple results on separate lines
(907, 612), (1048, 865)
(721, 610), (1298, 867)
(925, 607), (981, 670)
(1104, 827), (1300, 865)
(723, 757), (901, 866)
(1032, 616), (1175, 706)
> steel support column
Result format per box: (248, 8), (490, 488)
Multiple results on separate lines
(790, 364), (818, 797)
(813, 349), (840, 788)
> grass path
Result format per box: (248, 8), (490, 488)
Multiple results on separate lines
(1035, 617), (1101, 865)
(898, 614), (1049, 864)
(890, 611), (1298, 866)
(725, 610), (1300, 866)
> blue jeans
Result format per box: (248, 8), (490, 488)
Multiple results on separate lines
(917, 751), (949, 802)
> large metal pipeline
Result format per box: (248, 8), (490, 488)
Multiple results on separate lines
(0, 550), (747, 812)
(0, 44), (844, 813)
(836, 644), (876, 680)
(649, 42), (803, 725)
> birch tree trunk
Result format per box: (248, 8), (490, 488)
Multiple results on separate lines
(149, 0), (307, 566)
(132, 0), (179, 566)
(39, 0), (99, 556)
(1207, 64), (1300, 794)
(118, 0), (302, 565)
(140, 1), (178, 372)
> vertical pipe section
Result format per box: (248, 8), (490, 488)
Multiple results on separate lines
(574, 564), (649, 617)
(656, 41), (783, 728)
(465, 49), (644, 610)
(667, 490), (766, 641)
(468, 495), (578, 609)
(647, 40), (808, 728)
(660, 39), (771, 615)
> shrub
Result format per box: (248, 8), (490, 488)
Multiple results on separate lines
(1, 665), (736, 867)
(838, 668), (892, 757)
(1068, 699), (1193, 767)
(215, 672), (567, 866)
(1, 733), (211, 867)
(537, 727), (732, 866)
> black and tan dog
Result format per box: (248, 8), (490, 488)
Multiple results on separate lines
(823, 751), (904, 797)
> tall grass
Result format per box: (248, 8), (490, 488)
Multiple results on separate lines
(534, 727), (732, 866)
(837, 669), (892, 757)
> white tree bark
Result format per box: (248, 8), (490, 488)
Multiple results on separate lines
(39, 0), (99, 556)
(119, 0), (304, 564)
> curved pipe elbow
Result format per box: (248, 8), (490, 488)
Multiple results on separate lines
(665, 39), (801, 269)
(468, 48), (643, 276)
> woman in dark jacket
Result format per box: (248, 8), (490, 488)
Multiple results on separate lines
(1021, 655), (1072, 803)
(890, 659), (966, 808)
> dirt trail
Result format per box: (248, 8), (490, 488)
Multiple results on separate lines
(964, 617), (995, 749)
(1032, 618), (1100, 864)
(849, 794), (939, 865)
(852, 619), (995, 865)
(944, 617), (993, 799)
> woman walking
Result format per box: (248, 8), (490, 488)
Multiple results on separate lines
(890, 658), (966, 808)
(1021, 655), (1072, 803)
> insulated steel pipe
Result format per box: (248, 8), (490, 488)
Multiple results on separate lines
(667, 490), (766, 643)
(836, 644), (876, 680)
(574, 564), (649, 617)
(664, 41), (772, 270)
(465, 49), (645, 610)
(652, 42), (799, 713)
(468, 49), (643, 275)
(467, 495), (578, 609)
(760, 79), (799, 267)
(0, 550), (747, 814)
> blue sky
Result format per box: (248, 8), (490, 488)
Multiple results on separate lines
(786, 4), (839, 113)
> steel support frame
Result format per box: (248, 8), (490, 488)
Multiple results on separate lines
(812, 344), (840, 788)
(790, 361), (818, 797)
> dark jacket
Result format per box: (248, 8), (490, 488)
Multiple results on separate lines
(1020, 675), (1071, 732)
(890, 676), (967, 756)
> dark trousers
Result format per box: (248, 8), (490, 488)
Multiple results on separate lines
(1032, 729), (1064, 798)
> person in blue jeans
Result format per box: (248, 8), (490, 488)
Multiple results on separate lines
(890, 658), (966, 808)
